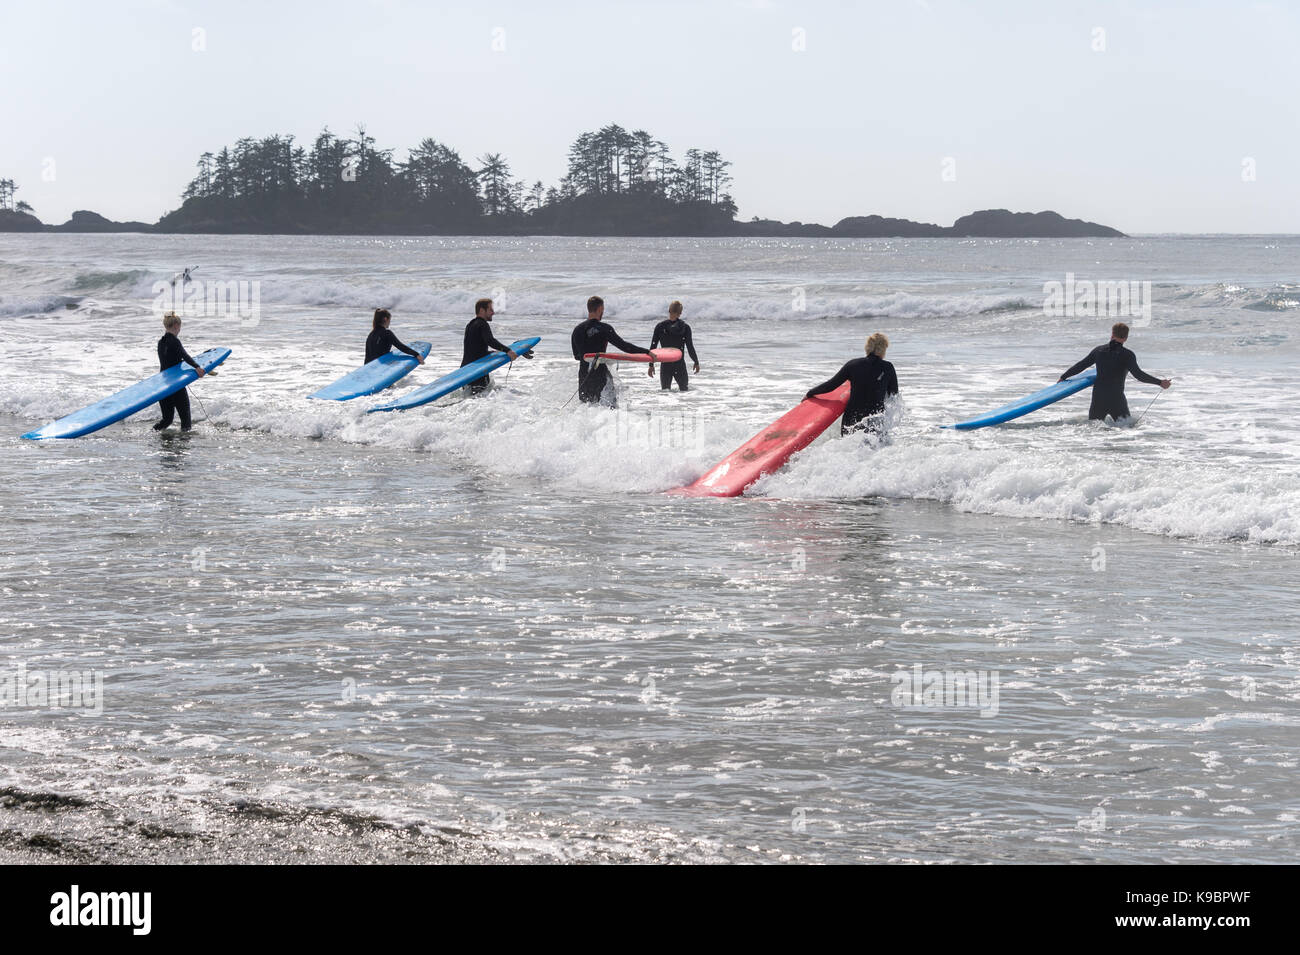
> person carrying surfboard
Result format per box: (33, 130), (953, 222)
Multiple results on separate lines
(571, 296), (653, 406)
(365, 309), (426, 366)
(1057, 322), (1170, 421)
(648, 301), (700, 391)
(805, 332), (899, 436)
(462, 298), (526, 395)
(153, 312), (207, 432)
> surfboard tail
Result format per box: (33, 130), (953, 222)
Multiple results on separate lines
(669, 385), (850, 498)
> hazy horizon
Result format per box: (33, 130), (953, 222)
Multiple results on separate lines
(3, 0), (1296, 233)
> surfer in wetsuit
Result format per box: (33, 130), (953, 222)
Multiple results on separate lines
(153, 311), (206, 432)
(365, 308), (426, 365)
(648, 300), (699, 391)
(571, 296), (653, 407)
(1058, 322), (1170, 421)
(805, 332), (899, 436)
(461, 298), (524, 395)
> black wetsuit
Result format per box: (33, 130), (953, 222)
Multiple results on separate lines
(365, 327), (421, 365)
(155, 332), (201, 430)
(650, 318), (698, 391)
(1059, 340), (1163, 420)
(571, 319), (650, 406)
(461, 316), (510, 395)
(806, 354), (899, 435)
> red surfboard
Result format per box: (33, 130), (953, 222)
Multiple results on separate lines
(583, 348), (682, 363)
(668, 384), (850, 498)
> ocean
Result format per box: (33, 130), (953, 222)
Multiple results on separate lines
(1, 233), (1296, 863)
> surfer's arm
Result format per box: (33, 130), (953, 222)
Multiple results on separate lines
(177, 344), (201, 371)
(886, 363), (899, 396)
(1058, 349), (1098, 382)
(1126, 352), (1164, 386)
(685, 325), (699, 364)
(383, 329), (421, 360)
(607, 330), (651, 356)
(480, 323), (510, 355)
(650, 322), (663, 350)
(484, 328), (517, 360)
(805, 363), (850, 399)
(178, 346), (206, 378)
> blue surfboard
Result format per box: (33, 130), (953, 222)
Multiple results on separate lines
(367, 337), (541, 414)
(21, 347), (232, 440)
(308, 340), (432, 400)
(945, 369), (1097, 430)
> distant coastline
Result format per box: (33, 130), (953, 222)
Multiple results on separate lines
(0, 206), (1126, 238)
(0, 122), (1125, 239)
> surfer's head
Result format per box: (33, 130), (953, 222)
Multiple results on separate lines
(865, 332), (889, 357)
(1111, 322), (1130, 342)
(373, 308), (391, 330)
(475, 298), (494, 320)
(668, 301), (683, 320)
(163, 312), (181, 332)
(587, 296), (604, 320)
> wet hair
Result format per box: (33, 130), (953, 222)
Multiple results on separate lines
(162, 311), (181, 331)
(587, 296), (604, 314)
(865, 332), (889, 356)
(1112, 322), (1130, 340)
(475, 298), (493, 316)
(373, 308), (391, 330)
(668, 300), (683, 316)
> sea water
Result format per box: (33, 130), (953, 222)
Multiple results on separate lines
(1, 234), (1296, 862)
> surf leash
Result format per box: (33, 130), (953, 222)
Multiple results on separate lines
(561, 356), (600, 409)
(1134, 390), (1161, 426)
(191, 388), (211, 424)
(190, 364), (218, 422)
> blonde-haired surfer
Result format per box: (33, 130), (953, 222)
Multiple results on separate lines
(648, 300), (699, 391)
(804, 332), (899, 436)
(153, 311), (206, 432)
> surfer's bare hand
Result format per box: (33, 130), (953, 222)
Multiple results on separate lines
(693, 362), (700, 373)
(417, 356), (425, 364)
(647, 365), (655, 378)
(1160, 379), (1171, 389)
(196, 368), (207, 378)
(507, 349), (518, 360)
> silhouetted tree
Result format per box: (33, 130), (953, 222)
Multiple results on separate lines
(477, 153), (515, 217)
(164, 121), (742, 233)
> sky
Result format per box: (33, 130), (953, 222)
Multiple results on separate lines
(2, 0), (1296, 233)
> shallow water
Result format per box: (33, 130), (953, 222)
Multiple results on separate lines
(1, 235), (1297, 862)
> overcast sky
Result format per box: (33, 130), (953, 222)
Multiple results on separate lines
(2, 0), (1295, 232)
